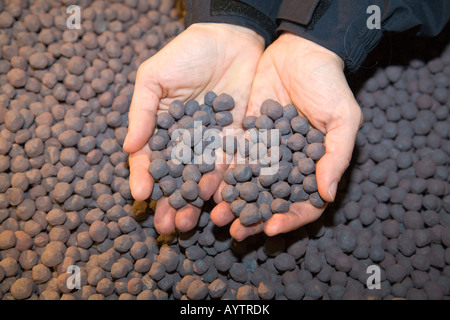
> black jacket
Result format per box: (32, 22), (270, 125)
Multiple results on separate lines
(184, 0), (450, 72)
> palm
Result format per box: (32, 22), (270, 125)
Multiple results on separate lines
(212, 33), (362, 241)
(150, 26), (261, 115)
(124, 23), (264, 235)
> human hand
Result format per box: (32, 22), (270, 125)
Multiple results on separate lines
(211, 32), (363, 241)
(123, 23), (264, 235)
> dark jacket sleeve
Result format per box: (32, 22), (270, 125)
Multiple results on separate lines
(184, 0), (282, 46)
(277, 0), (450, 73)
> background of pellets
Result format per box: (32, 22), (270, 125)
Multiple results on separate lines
(0, 0), (448, 300)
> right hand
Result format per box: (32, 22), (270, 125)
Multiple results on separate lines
(123, 23), (265, 235)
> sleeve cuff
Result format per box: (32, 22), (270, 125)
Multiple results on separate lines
(185, 0), (278, 47)
(277, 1), (385, 73)
(277, 20), (384, 73)
(277, 0), (321, 26)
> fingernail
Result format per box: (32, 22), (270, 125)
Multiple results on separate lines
(328, 181), (337, 202)
(123, 134), (130, 149)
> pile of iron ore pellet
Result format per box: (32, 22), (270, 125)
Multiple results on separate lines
(221, 98), (326, 226)
(148, 92), (235, 209)
(0, 0), (449, 300)
(147, 92), (326, 225)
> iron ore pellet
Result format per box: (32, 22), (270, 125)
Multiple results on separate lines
(290, 184), (309, 202)
(159, 176), (177, 196)
(270, 198), (290, 213)
(221, 185), (239, 203)
(212, 93), (234, 111)
(306, 128), (325, 143)
(287, 133), (306, 151)
(275, 117), (292, 135)
(193, 110), (210, 126)
(298, 158), (316, 175)
(292, 152), (306, 166)
(149, 133), (169, 151)
(238, 182), (259, 202)
(215, 111), (233, 127)
(167, 189), (186, 209)
(185, 100), (200, 116)
(243, 116), (256, 129)
(148, 158), (169, 180)
(10, 278), (34, 300)
(182, 164), (201, 183)
(118, 216), (137, 234)
(113, 235), (133, 253)
(203, 91), (217, 107)
(262, 99), (283, 121)
(89, 220), (108, 243)
(284, 282), (305, 300)
(0, 230), (15, 250)
(187, 279), (208, 300)
(274, 252), (296, 272)
(302, 175), (318, 194)
(271, 181), (291, 199)
(239, 203), (260, 226)
(208, 278), (228, 299)
(283, 104), (298, 120)
(259, 204), (273, 221)
(229, 263), (248, 283)
(169, 100), (185, 120)
(233, 164), (252, 182)
(221, 135), (237, 155)
(255, 114), (274, 130)
(180, 180), (199, 201)
(258, 172), (279, 188)
(291, 116), (310, 135)
(191, 197), (205, 208)
(309, 192), (325, 207)
(166, 159), (184, 178)
(257, 281), (276, 300)
(287, 167), (305, 185)
(306, 143), (326, 161)
(230, 199), (247, 217)
(257, 191), (274, 205)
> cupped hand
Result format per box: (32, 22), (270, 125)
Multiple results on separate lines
(212, 32), (363, 241)
(123, 23), (265, 235)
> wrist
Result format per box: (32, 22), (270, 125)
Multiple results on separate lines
(189, 22), (265, 50)
(278, 32), (344, 70)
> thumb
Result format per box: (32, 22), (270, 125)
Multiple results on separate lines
(315, 103), (362, 203)
(123, 61), (161, 154)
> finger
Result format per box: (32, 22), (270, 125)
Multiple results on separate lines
(264, 201), (326, 237)
(154, 197), (177, 235)
(230, 219), (264, 242)
(212, 160), (236, 204)
(210, 201), (235, 227)
(175, 204), (202, 233)
(128, 144), (153, 201)
(316, 105), (362, 202)
(123, 61), (162, 154)
(198, 163), (228, 201)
